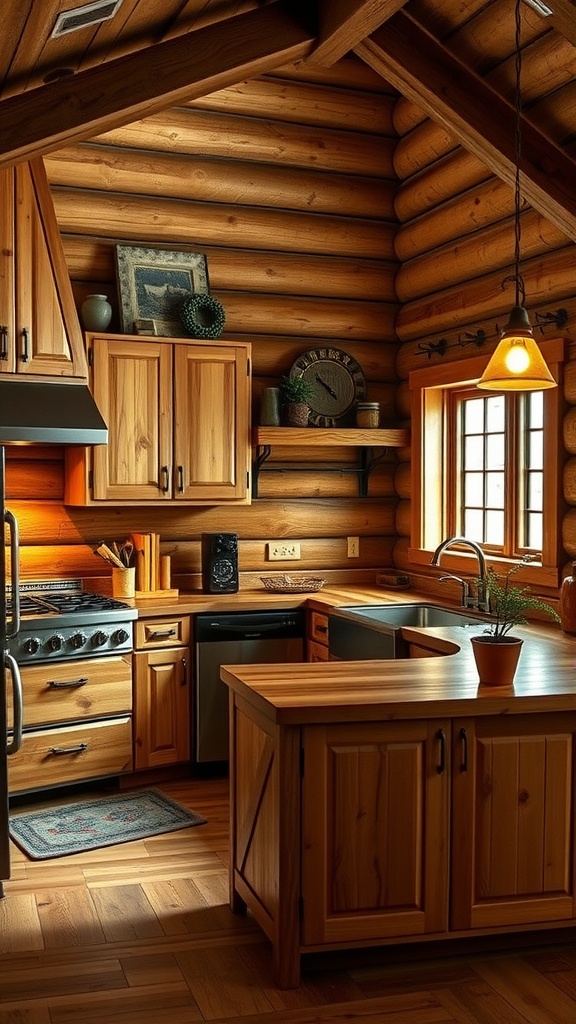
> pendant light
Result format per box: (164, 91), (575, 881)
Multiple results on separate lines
(477, 0), (556, 392)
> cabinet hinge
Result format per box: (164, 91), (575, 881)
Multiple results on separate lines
(300, 746), (305, 777)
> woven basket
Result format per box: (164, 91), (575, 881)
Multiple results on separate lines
(260, 574), (325, 594)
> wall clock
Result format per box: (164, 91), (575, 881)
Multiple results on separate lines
(289, 347), (366, 426)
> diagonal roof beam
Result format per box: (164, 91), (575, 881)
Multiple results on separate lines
(355, 11), (576, 240)
(305, 0), (408, 66)
(0, 2), (315, 169)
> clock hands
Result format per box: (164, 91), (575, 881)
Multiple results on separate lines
(315, 373), (338, 399)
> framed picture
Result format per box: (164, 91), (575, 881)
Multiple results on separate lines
(115, 245), (209, 337)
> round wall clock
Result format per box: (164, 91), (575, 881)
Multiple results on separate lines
(289, 347), (366, 426)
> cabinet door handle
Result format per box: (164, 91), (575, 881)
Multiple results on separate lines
(161, 466), (170, 493)
(48, 743), (89, 756)
(21, 328), (29, 362)
(47, 677), (89, 689)
(459, 727), (468, 772)
(181, 656), (187, 685)
(177, 465), (184, 492)
(436, 728), (446, 774)
(315, 623), (328, 635)
(149, 628), (176, 640)
(0, 326), (8, 361)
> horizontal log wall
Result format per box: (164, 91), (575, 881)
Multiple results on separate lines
(390, 3), (576, 576)
(9, 58), (404, 588)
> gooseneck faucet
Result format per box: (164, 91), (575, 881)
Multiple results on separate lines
(431, 536), (491, 612)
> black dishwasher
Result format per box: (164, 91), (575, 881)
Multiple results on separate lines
(194, 609), (305, 763)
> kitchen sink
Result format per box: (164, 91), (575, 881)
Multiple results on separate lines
(328, 603), (488, 660)
(339, 603), (486, 628)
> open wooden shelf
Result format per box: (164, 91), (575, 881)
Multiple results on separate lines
(251, 426), (411, 497)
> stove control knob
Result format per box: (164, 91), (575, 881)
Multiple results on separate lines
(92, 630), (109, 647)
(22, 636), (40, 655)
(112, 628), (129, 645)
(69, 632), (88, 650)
(47, 634), (64, 652)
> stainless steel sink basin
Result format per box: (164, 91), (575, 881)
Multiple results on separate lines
(341, 603), (486, 628)
(328, 603), (488, 660)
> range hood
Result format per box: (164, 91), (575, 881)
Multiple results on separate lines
(0, 380), (108, 445)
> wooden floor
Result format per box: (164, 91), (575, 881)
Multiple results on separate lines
(2, 776), (576, 1023)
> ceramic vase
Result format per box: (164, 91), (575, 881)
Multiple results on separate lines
(81, 294), (112, 331)
(560, 562), (576, 634)
(471, 635), (523, 686)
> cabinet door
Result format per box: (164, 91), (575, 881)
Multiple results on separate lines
(91, 337), (173, 500)
(451, 713), (576, 930)
(173, 342), (250, 503)
(134, 648), (190, 769)
(0, 162), (87, 378)
(302, 720), (450, 945)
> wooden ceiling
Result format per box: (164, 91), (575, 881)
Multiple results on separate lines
(1, 0), (575, 237)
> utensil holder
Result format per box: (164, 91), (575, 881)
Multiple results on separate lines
(111, 566), (136, 598)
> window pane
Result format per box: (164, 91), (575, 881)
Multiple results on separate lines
(486, 433), (505, 469)
(527, 472), (543, 510)
(464, 508), (484, 539)
(464, 399), (485, 432)
(464, 472), (484, 506)
(486, 471), (505, 509)
(526, 512), (543, 550)
(486, 510), (504, 545)
(464, 435), (484, 468)
(527, 391), (543, 429)
(529, 431), (543, 469)
(486, 395), (505, 431)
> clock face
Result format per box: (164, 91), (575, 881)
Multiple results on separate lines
(290, 348), (366, 427)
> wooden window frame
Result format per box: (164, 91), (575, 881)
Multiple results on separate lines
(408, 338), (566, 591)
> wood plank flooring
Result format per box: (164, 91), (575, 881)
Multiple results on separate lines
(2, 776), (576, 1022)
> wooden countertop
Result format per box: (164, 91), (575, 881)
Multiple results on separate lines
(129, 582), (412, 616)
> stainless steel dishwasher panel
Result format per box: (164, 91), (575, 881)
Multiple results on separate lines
(194, 610), (304, 763)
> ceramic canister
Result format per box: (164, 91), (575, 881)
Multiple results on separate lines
(81, 294), (112, 332)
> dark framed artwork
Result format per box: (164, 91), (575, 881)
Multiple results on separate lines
(115, 245), (209, 337)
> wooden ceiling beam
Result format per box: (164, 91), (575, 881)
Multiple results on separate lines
(355, 11), (576, 240)
(305, 0), (407, 66)
(546, 0), (576, 48)
(0, 3), (315, 168)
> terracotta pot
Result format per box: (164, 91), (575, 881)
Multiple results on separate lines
(470, 635), (523, 686)
(283, 402), (309, 426)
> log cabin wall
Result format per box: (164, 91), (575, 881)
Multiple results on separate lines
(389, 0), (576, 583)
(6, 58), (405, 589)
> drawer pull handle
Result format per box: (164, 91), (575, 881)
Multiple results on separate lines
(21, 327), (29, 362)
(47, 677), (89, 689)
(0, 325), (8, 361)
(459, 727), (468, 772)
(436, 728), (446, 774)
(181, 656), (187, 685)
(149, 628), (176, 639)
(161, 465), (170, 493)
(48, 743), (89, 756)
(315, 624), (328, 634)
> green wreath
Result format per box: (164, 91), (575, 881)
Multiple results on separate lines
(180, 294), (226, 339)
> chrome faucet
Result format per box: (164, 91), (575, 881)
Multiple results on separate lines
(431, 536), (490, 612)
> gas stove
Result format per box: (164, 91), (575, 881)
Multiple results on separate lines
(6, 579), (138, 664)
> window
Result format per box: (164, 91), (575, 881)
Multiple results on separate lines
(408, 339), (565, 590)
(450, 388), (543, 556)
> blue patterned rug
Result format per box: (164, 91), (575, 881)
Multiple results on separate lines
(9, 788), (207, 860)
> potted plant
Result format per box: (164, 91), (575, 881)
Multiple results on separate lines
(471, 560), (560, 686)
(279, 374), (317, 426)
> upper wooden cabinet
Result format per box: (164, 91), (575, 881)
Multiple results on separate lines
(65, 333), (251, 505)
(0, 159), (88, 380)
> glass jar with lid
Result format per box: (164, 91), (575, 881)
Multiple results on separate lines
(355, 402), (380, 428)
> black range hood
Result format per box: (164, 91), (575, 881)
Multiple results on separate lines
(0, 380), (108, 445)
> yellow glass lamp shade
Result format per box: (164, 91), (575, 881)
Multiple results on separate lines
(477, 306), (557, 391)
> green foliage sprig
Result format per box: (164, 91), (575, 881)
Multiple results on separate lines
(279, 374), (317, 404)
(479, 559), (560, 642)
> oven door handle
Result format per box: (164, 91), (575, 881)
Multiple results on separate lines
(4, 509), (20, 638)
(5, 652), (23, 755)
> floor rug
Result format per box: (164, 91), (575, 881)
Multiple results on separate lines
(9, 788), (207, 860)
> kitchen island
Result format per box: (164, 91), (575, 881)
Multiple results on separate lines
(221, 620), (576, 987)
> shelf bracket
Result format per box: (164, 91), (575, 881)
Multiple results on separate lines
(252, 444), (271, 498)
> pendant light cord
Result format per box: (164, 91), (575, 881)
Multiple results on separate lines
(513, 0), (524, 307)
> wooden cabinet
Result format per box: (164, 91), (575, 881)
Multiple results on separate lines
(133, 614), (191, 769)
(65, 333), (251, 505)
(302, 720), (449, 944)
(451, 713), (576, 930)
(0, 160), (88, 380)
(307, 610), (329, 661)
(7, 655), (133, 795)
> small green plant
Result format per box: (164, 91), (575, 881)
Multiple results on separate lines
(479, 560), (560, 642)
(279, 374), (317, 405)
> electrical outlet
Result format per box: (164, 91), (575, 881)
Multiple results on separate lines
(267, 542), (301, 561)
(347, 536), (360, 557)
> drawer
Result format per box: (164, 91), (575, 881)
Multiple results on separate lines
(136, 615), (190, 650)
(8, 655), (132, 728)
(308, 640), (330, 662)
(309, 611), (329, 646)
(8, 717), (132, 795)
